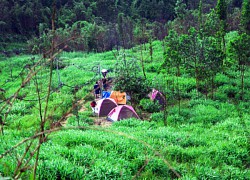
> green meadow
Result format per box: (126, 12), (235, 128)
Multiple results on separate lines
(0, 40), (250, 179)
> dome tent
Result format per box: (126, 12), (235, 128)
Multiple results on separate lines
(95, 98), (118, 117)
(107, 105), (140, 122)
(109, 91), (127, 105)
(150, 89), (166, 107)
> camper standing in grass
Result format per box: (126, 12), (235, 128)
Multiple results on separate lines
(102, 78), (108, 91)
(94, 81), (100, 98)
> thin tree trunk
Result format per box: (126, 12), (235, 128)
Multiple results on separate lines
(177, 67), (180, 115)
(240, 64), (245, 100)
(149, 40), (153, 62)
(195, 57), (199, 97)
(222, 36), (226, 54)
(33, 2), (56, 179)
(211, 76), (214, 99)
(140, 44), (147, 79)
(163, 94), (168, 126)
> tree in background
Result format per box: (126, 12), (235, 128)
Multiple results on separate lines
(151, 75), (169, 126)
(175, 0), (188, 20)
(229, 33), (250, 100)
(198, 0), (204, 35)
(183, 28), (201, 95)
(174, 0), (189, 33)
(240, 0), (250, 34)
(225, 0), (250, 101)
(118, 13), (126, 48)
(216, 0), (228, 52)
(162, 30), (183, 114)
(133, 18), (148, 49)
(165, 31), (184, 77)
(204, 9), (220, 37)
(117, 13), (134, 49)
(113, 56), (149, 106)
(0, 0), (11, 35)
(203, 36), (224, 98)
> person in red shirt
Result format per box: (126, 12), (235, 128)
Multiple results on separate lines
(90, 100), (97, 113)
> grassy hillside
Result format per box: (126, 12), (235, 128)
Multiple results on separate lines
(0, 40), (250, 179)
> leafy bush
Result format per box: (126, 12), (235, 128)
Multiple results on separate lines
(146, 64), (160, 73)
(79, 113), (94, 125)
(113, 57), (151, 104)
(189, 98), (221, 108)
(139, 98), (161, 113)
(67, 114), (94, 126)
(168, 107), (191, 125)
(189, 104), (225, 125)
(83, 92), (95, 101)
(217, 84), (239, 99)
(209, 141), (249, 167)
(150, 112), (164, 123)
(37, 158), (86, 180)
(10, 115), (39, 130)
(214, 73), (230, 86)
(168, 114), (186, 125)
(178, 77), (196, 94)
(10, 101), (30, 115)
(237, 102), (250, 114)
(144, 158), (171, 177)
(214, 91), (228, 101)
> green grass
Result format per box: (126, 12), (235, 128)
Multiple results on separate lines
(0, 40), (250, 179)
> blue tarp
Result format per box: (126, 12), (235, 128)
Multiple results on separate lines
(102, 91), (111, 98)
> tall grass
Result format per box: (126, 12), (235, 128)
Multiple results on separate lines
(0, 40), (250, 179)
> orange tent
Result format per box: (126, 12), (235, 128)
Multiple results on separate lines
(110, 91), (126, 105)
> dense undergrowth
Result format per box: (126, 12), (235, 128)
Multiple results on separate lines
(0, 40), (250, 179)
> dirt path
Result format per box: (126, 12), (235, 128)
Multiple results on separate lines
(93, 117), (112, 127)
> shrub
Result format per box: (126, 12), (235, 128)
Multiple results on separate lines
(193, 165), (221, 179)
(188, 98), (220, 108)
(80, 113), (94, 125)
(37, 158), (86, 180)
(214, 91), (228, 102)
(67, 114), (94, 126)
(214, 73), (230, 86)
(144, 158), (171, 177)
(168, 114), (186, 125)
(83, 92), (95, 101)
(189, 104), (225, 125)
(168, 107), (191, 125)
(10, 101), (30, 115)
(209, 141), (249, 168)
(139, 98), (161, 113)
(146, 64), (160, 73)
(179, 78), (196, 94)
(217, 84), (239, 99)
(150, 112), (164, 123)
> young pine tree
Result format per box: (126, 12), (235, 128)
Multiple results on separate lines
(216, 0), (228, 52)
(241, 0), (250, 34)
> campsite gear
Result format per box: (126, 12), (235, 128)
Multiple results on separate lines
(110, 91), (126, 105)
(102, 91), (111, 98)
(107, 105), (140, 122)
(95, 98), (118, 116)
